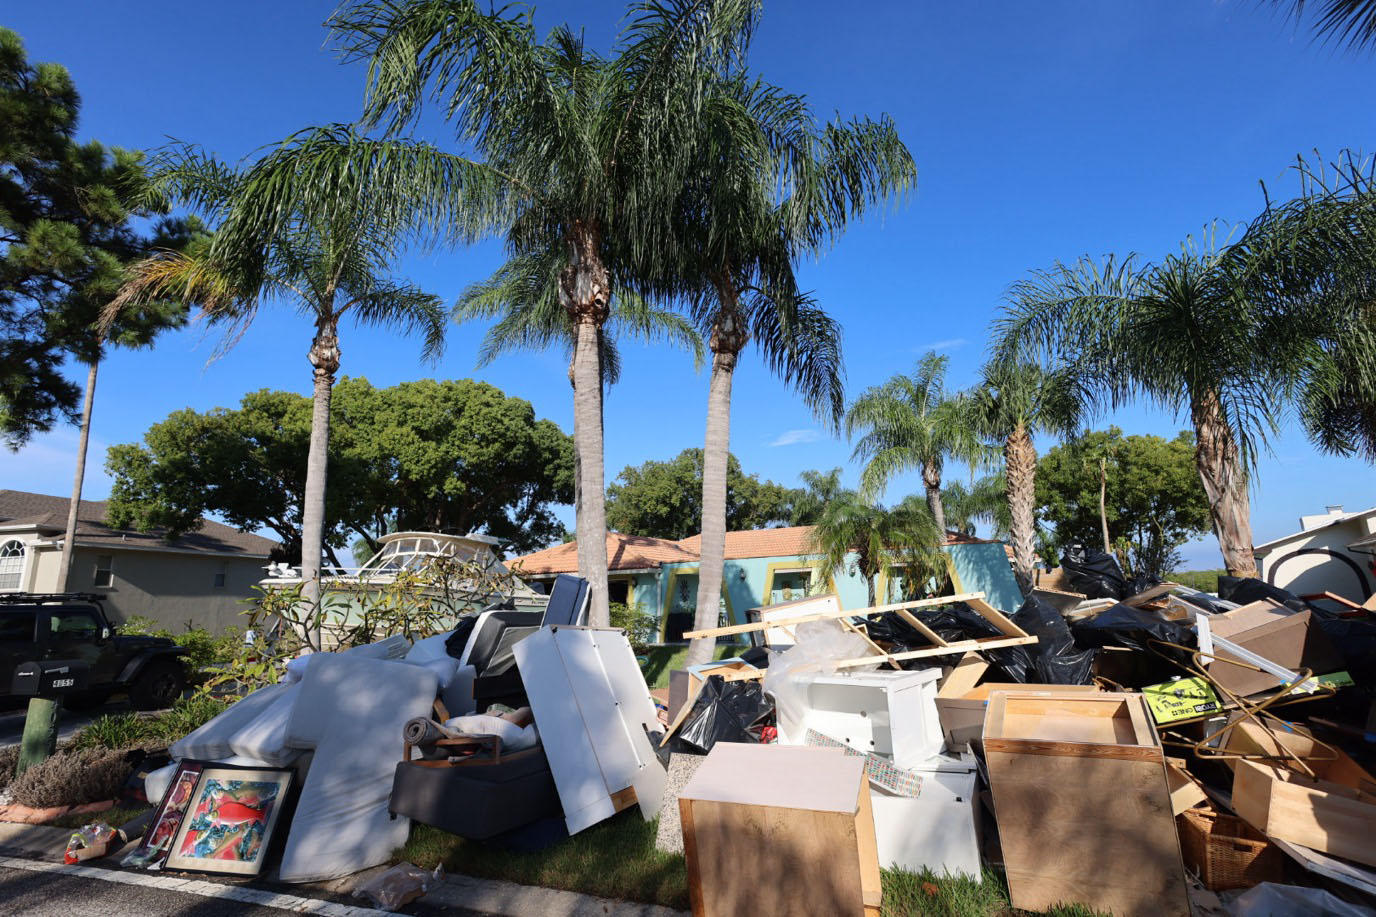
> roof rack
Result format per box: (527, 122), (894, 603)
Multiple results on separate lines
(0, 592), (105, 605)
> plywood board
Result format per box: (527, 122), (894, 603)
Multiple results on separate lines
(938, 652), (989, 698)
(984, 692), (1187, 916)
(680, 743), (878, 917)
(1232, 758), (1376, 867)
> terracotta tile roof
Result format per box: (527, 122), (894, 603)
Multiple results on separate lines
(675, 525), (998, 560)
(507, 531), (699, 575)
(0, 489), (277, 557)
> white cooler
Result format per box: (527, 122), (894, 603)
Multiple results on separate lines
(775, 668), (943, 769)
(871, 753), (981, 879)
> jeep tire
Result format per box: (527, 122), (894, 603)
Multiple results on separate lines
(129, 660), (186, 711)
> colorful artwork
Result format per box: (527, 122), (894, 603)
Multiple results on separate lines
(123, 761), (204, 869)
(164, 767), (292, 876)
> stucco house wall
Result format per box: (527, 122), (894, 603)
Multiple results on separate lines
(1255, 507), (1376, 603)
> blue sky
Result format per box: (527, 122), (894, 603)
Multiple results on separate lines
(1, 1), (1372, 568)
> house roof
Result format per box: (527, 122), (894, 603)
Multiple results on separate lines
(0, 490), (277, 557)
(1253, 505), (1376, 555)
(508, 531), (699, 575)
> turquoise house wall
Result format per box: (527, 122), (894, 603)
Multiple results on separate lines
(644, 542), (1023, 639)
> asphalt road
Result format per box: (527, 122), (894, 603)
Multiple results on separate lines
(0, 865), (305, 916)
(0, 700), (127, 749)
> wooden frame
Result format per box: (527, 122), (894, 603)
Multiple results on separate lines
(682, 592), (1037, 669)
(163, 766), (293, 876)
(983, 692), (1188, 916)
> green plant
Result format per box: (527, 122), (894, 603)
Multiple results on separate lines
(71, 696), (229, 751)
(117, 616), (241, 673)
(609, 602), (658, 650)
(1168, 569), (1224, 593)
(9, 747), (138, 808)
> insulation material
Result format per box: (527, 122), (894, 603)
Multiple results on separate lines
(278, 655), (439, 883)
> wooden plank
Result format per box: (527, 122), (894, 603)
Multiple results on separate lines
(966, 595), (1028, 638)
(683, 592), (988, 638)
(937, 652), (988, 698)
(1123, 582), (1182, 607)
(985, 691), (1188, 916)
(1165, 758), (1207, 815)
(839, 617), (902, 670)
(854, 779), (883, 912)
(832, 635), (1037, 669)
(894, 608), (950, 647)
(1233, 759), (1376, 867)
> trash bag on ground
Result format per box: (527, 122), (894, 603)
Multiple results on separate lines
(1230, 882), (1375, 917)
(907, 604), (1004, 643)
(674, 675), (773, 754)
(1061, 544), (1129, 600)
(1314, 616), (1376, 683)
(1177, 591), (1232, 614)
(990, 595), (1096, 684)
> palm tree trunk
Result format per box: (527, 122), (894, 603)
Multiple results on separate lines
(301, 316), (340, 651)
(921, 463), (946, 538)
(1004, 422), (1038, 595)
(57, 359), (99, 591)
(561, 223), (611, 626)
(685, 347), (738, 668)
(1098, 456), (1111, 555)
(1191, 390), (1258, 577)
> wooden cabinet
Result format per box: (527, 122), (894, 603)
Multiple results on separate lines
(679, 743), (882, 917)
(983, 692), (1188, 917)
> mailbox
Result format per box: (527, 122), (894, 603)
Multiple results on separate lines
(12, 659), (89, 696)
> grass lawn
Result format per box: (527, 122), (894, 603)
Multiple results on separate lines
(395, 812), (1102, 915)
(639, 643), (748, 689)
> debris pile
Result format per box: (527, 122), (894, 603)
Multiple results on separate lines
(58, 560), (1376, 916)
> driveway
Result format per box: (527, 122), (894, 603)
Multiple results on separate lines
(0, 699), (130, 749)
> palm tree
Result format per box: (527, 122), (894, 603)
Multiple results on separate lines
(667, 72), (913, 668)
(1267, 0), (1376, 51)
(110, 127), (482, 648)
(789, 467), (848, 524)
(845, 352), (986, 536)
(805, 493), (945, 607)
(966, 361), (1083, 593)
(995, 240), (1284, 579)
(331, 0), (760, 626)
(941, 473), (1009, 538)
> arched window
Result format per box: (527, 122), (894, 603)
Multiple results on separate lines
(0, 540), (25, 591)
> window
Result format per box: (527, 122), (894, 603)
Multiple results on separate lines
(213, 562), (227, 588)
(0, 611), (35, 642)
(93, 555), (114, 588)
(50, 609), (99, 640)
(0, 540), (24, 590)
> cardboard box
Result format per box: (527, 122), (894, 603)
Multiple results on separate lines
(1208, 601), (1343, 697)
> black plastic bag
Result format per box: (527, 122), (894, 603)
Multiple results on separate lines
(988, 595), (1096, 684)
(1177, 591), (1231, 615)
(1217, 576), (1314, 614)
(1061, 544), (1129, 600)
(1070, 603), (1195, 654)
(909, 604), (1004, 642)
(1314, 617), (1376, 682)
(673, 675), (774, 755)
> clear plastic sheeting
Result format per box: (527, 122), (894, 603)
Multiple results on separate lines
(1229, 882), (1375, 917)
(764, 619), (881, 732)
(352, 863), (444, 910)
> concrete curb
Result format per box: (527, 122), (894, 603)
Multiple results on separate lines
(0, 821), (687, 916)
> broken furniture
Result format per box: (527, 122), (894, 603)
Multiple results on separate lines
(678, 742), (882, 917)
(389, 741), (562, 841)
(774, 668), (943, 768)
(1232, 758), (1376, 868)
(684, 591), (1037, 668)
(869, 752), (981, 879)
(933, 682), (1101, 752)
(512, 625), (665, 835)
(983, 691), (1188, 917)
(1205, 600), (1343, 698)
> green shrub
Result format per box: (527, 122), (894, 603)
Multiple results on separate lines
(10, 747), (138, 808)
(1168, 569), (1223, 593)
(610, 602), (658, 648)
(118, 616), (242, 672)
(71, 695), (229, 751)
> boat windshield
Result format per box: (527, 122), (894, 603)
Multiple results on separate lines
(359, 536), (482, 575)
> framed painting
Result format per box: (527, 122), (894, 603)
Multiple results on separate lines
(163, 766), (293, 876)
(123, 759), (206, 869)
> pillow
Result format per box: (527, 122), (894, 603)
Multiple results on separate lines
(443, 714), (538, 752)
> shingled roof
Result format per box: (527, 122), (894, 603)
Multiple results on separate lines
(507, 531), (699, 575)
(0, 490), (277, 557)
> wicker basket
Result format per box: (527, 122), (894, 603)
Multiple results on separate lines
(1178, 808), (1284, 891)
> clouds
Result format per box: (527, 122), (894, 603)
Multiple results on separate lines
(769, 428), (822, 447)
(917, 338), (967, 352)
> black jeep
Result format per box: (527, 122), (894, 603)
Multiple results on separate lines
(0, 593), (188, 711)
